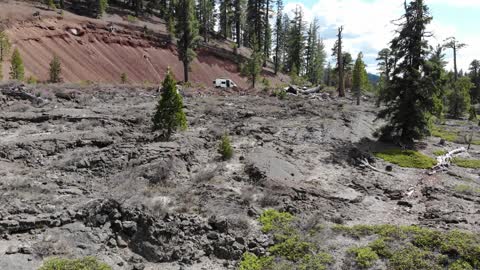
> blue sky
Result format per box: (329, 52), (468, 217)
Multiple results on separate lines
(284, 0), (480, 74)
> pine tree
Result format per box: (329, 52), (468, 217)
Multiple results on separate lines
(424, 45), (448, 118)
(175, 0), (200, 82)
(285, 5), (304, 76)
(0, 31), (11, 61)
(469, 60), (480, 103)
(47, 0), (56, 10)
(378, 0), (438, 145)
(443, 37), (466, 81)
(448, 77), (474, 118)
(120, 72), (128, 84)
(152, 69), (187, 140)
(246, 0), (266, 49)
(245, 40), (262, 88)
(304, 19), (325, 85)
(263, 0), (271, 66)
(98, 0), (108, 18)
(352, 52), (367, 105)
(197, 0), (214, 42)
(10, 48), (24, 81)
(220, 0), (234, 39)
(273, 0), (283, 74)
(49, 55), (62, 83)
(0, 61), (3, 81)
(332, 26), (345, 97)
(233, 0), (245, 47)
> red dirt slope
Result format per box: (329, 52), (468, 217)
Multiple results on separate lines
(0, 2), (282, 88)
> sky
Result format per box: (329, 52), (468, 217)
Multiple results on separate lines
(283, 0), (480, 74)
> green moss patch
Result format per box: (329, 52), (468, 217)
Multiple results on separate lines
(374, 149), (436, 169)
(453, 158), (480, 168)
(433, 150), (447, 156)
(431, 126), (459, 142)
(258, 209), (294, 233)
(454, 184), (480, 195)
(348, 246), (379, 268)
(39, 257), (112, 270)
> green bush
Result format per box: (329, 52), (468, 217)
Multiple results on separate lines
(389, 245), (439, 270)
(299, 253), (333, 270)
(238, 252), (273, 270)
(127, 15), (138, 23)
(368, 238), (392, 258)
(218, 134), (233, 160)
(273, 89), (287, 100)
(269, 235), (313, 261)
(449, 260), (474, 270)
(26, 75), (38, 84)
(38, 257), (111, 270)
(120, 72), (128, 84)
(374, 149), (436, 169)
(348, 246), (379, 268)
(258, 209), (294, 233)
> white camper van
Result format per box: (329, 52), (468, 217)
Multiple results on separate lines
(213, 78), (237, 88)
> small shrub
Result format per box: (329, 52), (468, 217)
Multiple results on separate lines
(452, 158), (480, 169)
(49, 55), (62, 83)
(449, 260), (474, 270)
(26, 75), (38, 84)
(218, 134), (233, 160)
(374, 149), (436, 169)
(238, 252), (273, 270)
(273, 89), (287, 100)
(368, 238), (392, 258)
(348, 246), (379, 268)
(389, 245), (438, 270)
(127, 15), (137, 23)
(38, 256), (112, 270)
(299, 253), (334, 270)
(269, 235), (314, 261)
(258, 209), (294, 233)
(120, 73), (128, 84)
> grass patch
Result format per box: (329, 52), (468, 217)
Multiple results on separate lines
(431, 126), (459, 142)
(238, 252), (273, 270)
(39, 257), (111, 270)
(454, 184), (480, 195)
(453, 158), (480, 168)
(374, 149), (436, 169)
(433, 150), (447, 156)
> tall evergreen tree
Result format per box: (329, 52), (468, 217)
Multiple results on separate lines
(245, 39), (262, 88)
(197, 0), (214, 42)
(0, 31), (11, 61)
(305, 19), (318, 80)
(263, 0), (271, 65)
(152, 69), (187, 140)
(285, 5), (304, 75)
(352, 52), (367, 105)
(448, 77), (474, 118)
(469, 59), (480, 103)
(233, 0), (246, 47)
(443, 37), (466, 81)
(9, 48), (24, 81)
(175, 0), (200, 82)
(220, 0), (234, 39)
(308, 39), (325, 85)
(378, 0), (438, 145)
(332, 26), (345, 97)
(273, 0), (284, 74)
(324, 62), (332, 86)
(49, 55), (62, 83)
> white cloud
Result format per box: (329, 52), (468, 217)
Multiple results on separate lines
(284, 0), (479, 74)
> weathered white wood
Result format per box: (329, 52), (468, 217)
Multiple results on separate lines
(430, 147), (466, 173)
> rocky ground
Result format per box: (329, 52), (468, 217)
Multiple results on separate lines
(0, 83), (479, 270)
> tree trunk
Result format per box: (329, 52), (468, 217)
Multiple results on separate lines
(184, 60), (189, 82)
(356, 87), (360, 105)
(453, 44), (458, 81)
(337, 26), (345, 97)
(252, 76), (256, 89)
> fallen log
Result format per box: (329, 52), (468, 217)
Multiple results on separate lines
(430, 147), (466, 174)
